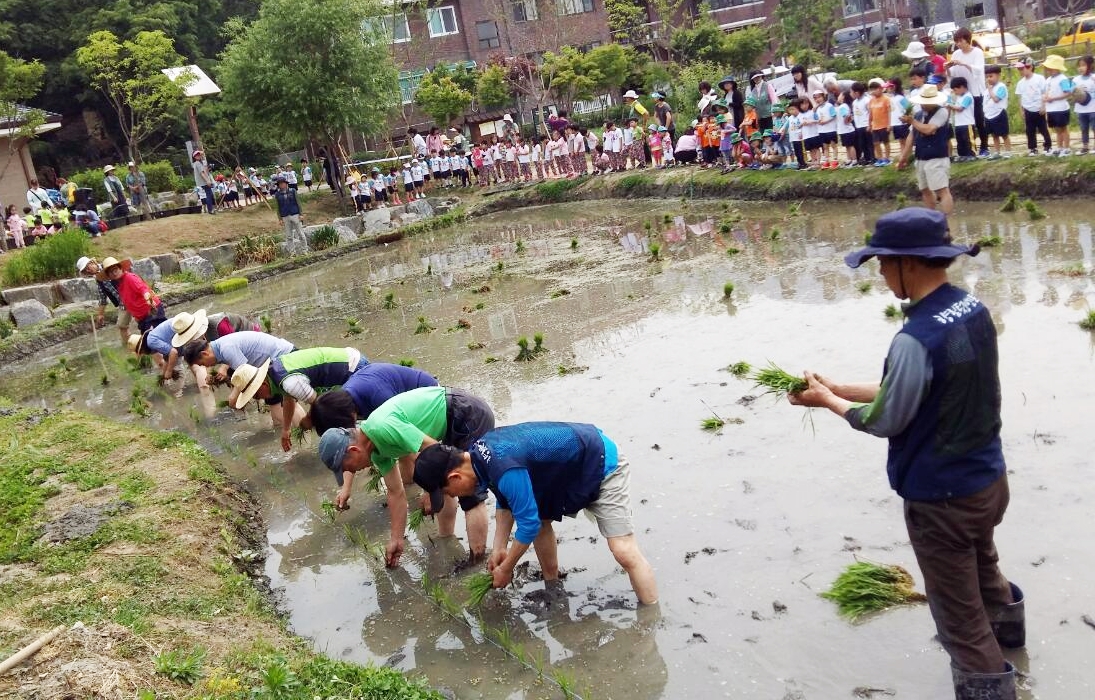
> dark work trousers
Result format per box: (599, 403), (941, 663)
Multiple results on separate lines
(793, 141), (807, 168)
(855, 127), (872, 164)
(954, 125), (975, 157)
(904, 475), (1013, 673)
(973, 95), (988, 152)
(1023, 109), (1052, 152)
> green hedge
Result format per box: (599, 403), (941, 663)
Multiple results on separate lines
(68, 160), (188, 203)
(2, 229), (92, 287)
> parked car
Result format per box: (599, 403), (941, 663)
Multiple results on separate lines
(865, 19), (902, 47)
(831, 26), (866, 57)
(1058, 13), (1095, 47)
(928, 21), (958, 44)
(973, 31), (1032, 62)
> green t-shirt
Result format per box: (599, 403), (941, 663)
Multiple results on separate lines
(361, 386), (447, 474)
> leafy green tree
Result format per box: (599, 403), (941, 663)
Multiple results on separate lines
(670, 19), (733, 65)
(415, 73), (473, 126)
(776, 0), (842, 56)
(724, 27), (770, 71)
(604, 0), (648, 44)
(545, 44), (632, 111)
(476, 64), (512, 110)
(586, 44), (631, 96)
(75, 30), (191, 163)
(218, 0), (399, 182)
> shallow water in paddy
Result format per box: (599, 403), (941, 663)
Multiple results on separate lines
(8, 199), (1095, 699)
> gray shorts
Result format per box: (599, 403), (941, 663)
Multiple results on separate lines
(916, 157), (950, 192)
(584, 455), (634, 538)
(445, 387), (494, 511)
(116, 308), (133, 329)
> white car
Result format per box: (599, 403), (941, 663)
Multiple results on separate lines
(973, 31), (1032, 61)
(928, 22), (958, 44)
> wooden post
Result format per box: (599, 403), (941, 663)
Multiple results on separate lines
(0, 625), (66, 674)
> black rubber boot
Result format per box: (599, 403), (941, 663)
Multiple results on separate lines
(989, 582), (1026, 649)
(952, 662), (1016, 700)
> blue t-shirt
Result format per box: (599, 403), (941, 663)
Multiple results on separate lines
(341, 362), (438, 419)
(145, 319), (176, 356)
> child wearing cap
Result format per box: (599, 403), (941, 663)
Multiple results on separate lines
(982, 65), (1011, 158)
(401, 162), (415, 199)
(786, 100), (805, 170)
(799, 96), (820, 169)
(1042, 54), (1073, 155)
(660, 127), (676, 167)
(718, 115), (735, 172)
(836, 91), (857, 167)
(699, 114), (719, 168)
(758, 131), (784, 169)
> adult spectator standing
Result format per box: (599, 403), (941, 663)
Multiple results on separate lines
(622, 90), (649, 126)
(273, 175), (304, 243)
(946, 28), (988, 155)
(747, 70), (778, 131)
(546, 109), (570, 139)
(789, 65), (824, 101)
(191, 150), (215, 214)
(719, 78), (745, 128)
(896, 84), (953, 214)
(408, 127), (428, 159)
(789, 207), (1021, 700)
(499, 114), (519, 144)
(125, 162), (154, 220)
(448, 127), (466, 153)
(102, 165), (130, 217)
(921, 36), (947, 76)
(901, 41), (933, 76)
(651, 92), (675, 142)
(426, 126), (444, 155)
(697, 81), (720, 119)
(26, 179), (53, 216)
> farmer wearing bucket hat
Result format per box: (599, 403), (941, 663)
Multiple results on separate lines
(1041, 53), (1074, 155)
(128, 318), (184, 382)
(170, 308), (260, 349)
(413, 422), (658, 604)
(77, 256), (131, 344)
(101, 256), (166, 333)
(316, 385), (494, 567)
(788, 207), (1021, 699)
(102, 165), (130, 217)
(896, 84), (954, 214)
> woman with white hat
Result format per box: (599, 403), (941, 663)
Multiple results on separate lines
(192, 149), (215, 214)
(76, 256), (130, 344)
(102, 165), (130, 218)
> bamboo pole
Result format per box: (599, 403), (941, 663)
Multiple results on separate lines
(0, 625), (66, 674)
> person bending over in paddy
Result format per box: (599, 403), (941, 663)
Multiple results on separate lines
(181, 330), (296, 383)
(316, 386), (493, 567)
(413, 422), (659, 605)
(787, 208), (1021, 699)
(308, 362), (439, 436)
(228, 346), (368, 451)
(128, 318), (186, 384)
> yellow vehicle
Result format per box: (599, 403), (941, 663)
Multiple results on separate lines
(1057, 14), (1095, 47)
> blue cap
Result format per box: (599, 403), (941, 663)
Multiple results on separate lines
(927, 74), (945, 85)
(650, 91), (664, 100)
(318, 427), (352, 485)
(844, 208), (979, 269)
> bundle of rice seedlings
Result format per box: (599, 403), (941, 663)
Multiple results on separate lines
(701, 417), (725, 431)
(894, 192), (908, 209)
(467, 341), (485, 350)
(320, 499), (337, 523)
(408, 508), (426, 531)
(382, 292), (397, 309)
(728, 361), (751, 378)
(570, 238), (579, 250)
(767, 227), (781, 242)
(345, 318), (363, 335)
(465, 572), (495, 606)
(532, 332), (547, 354)
(1000, 191), (1020, 213)
(821, 561), (927, 621)
(648, 242), (661, 261)
(1023, 199), (1046, 221)
(414, 316), (435, 334)
(884, 304), (904, 319)
(260, 314), (273, 333)
(750, 362), (807, 398)
(364, 470), (383, 493)
(723, 281), (735, 298)
(514, 336), (536, 361)
(1079, 311), (1095, 331)
(857, 281), (872, 294)
(212, 277), (248, 294)
(726, 247), (741, 256)
(976, 235), (1002, 248)
(398, 358), (416, 367)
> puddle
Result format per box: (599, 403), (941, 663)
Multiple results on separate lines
(8, 199), (1095, 698)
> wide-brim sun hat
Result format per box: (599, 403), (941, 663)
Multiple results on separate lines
(718, 76), (734, 90)
(100, 257), (132, 273)
(171, 308), (209, 348)
(658, 126), (667, 132)
(192, 150), (203, 159)
(648, 124), (658, 130)
(230, 359), (271, 409)
(1042, 54), (1067, 71)
(76, 256), (94, 274)
(844, 208), (979, 269)
(910, 84), (948, 106)
(623, 89), (639, 99)
(103, 165), (115, 173)
(868, 78), (885, 88)
(902, 41), (929, 60)
(127, 333), (142, 354)
(749, 70), (763, 81)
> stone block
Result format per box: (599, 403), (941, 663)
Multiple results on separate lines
(362, 208), (393, 235)
(150, 253), (180, 275)
(280, 227), (310, 257)
(392, 212), (421, 227)
(332, 216), (363, 236)
(9, 299), (52, 327)
(1, 284), (58, 307)
(179, 255), (215, 280)
(197, 243), (237, 270)
(56, 277), (100, 304)
(406, 199), (434, 219)
(131, 257), (161, 283)
(53, 301), (98, 318)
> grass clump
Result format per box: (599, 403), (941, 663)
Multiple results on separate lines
(767, 227), (781, 242)
(821, 561), (927, 621)
(728, 361), (751, 377)
(533, 332), (546, 355)
(408, 508), (426, 531)
(467, 341), (485, 350)
(154, 647), (206, 685)
(701, 417), (725, 431)
(382, 291), (397, 309)
(884, 304), (904, 319)
(398, 358), (416, 367)
(1000, 191), (1020, 213)
(550, 289), (570, 299)
(308, 225), (340, 251)
(1023, 199), (1046, 221)
(514, 336), (536, 361)
(485, 356), (499, 363)
(212, 277), (248, 294)
(750, 362), (807, 397)
(976, 235), (1002, 248)
(1080, 311), (1095, 331)
(648, 241), (661, 261)
(465, 572), (495, 607)
(414, 316), (435, 334)
(723, 281), (735, 298)
(320, 499), (337, 523)
(535, 177), (584, 202)
(856, 281), (872, 294)
(0, 229), (92, 286)
(726, 247), (741, 256)
(234, 234), (279, 266)
(570, 237), (579, 250)
(344, 318), (363, 336)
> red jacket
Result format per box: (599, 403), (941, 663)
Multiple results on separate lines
(117, 271), (159, 320)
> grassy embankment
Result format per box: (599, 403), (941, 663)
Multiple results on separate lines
(0, 403), (443, 699)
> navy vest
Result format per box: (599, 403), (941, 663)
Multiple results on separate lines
(913, 110), (951, 161)
(470, 422), (606, 521)
(886, 284), (1005, 501)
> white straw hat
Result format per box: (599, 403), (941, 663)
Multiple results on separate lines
(231, 359), (271, 409)
(171, 309), (209, 348)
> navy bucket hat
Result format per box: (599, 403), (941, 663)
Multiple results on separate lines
(845, 208), (979, 269)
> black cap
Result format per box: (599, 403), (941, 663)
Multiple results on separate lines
(413, 443), (464, 513)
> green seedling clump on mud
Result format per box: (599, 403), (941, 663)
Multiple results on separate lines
(663, 213), (673, 224)
(398, 358), (416, 367)
(467, 341), (485, 350)
(976, 235), (1002, 248)
(550, 289), (570, 299)
(884, 304), (904, 319)
(382, 292), (397, 309)
(821, 561), (927, 621)
(649, 242), (661, 261)
(514, 336), (536, 361)
(485, 356), (499, 363)
(414, 316), (435, 334)
(857, 281), (872, 294)
(726, 247), (741, 256)
(750, 362), (807, 397)
(344, 318), (363, 335)
(1024, 199), (1046, 221)
(1050, 262), (1086, 277)
(728, 361), (751, 378)
(723, 282), (735, 298)
(408, 508), (426, 531)
(515, 239), (526, 254)
(465, 572), (494, 607)
(767, 227), (781, 242)
(129, 387), (151, 416)
(570, 237), (579, 250)
(1080, 311), (1095, 331)
(895, 192), (908, 209)
(701, 417), (725, 431)
(320, 500), (337, 523)
(1000, 191), (1020, 213)
(533, 332), (546, 355)
(260, 314), (273, 333)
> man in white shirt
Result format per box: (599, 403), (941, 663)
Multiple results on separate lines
(1013, 58), (1051, 155)
(26, 179), (54, 215)
(407, 128), (428, 159)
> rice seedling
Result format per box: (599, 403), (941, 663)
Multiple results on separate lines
(552, 669), (578, 700)
(976, 235), (1001, 248)
(894, 192), (908, 208)
(414, 316), (435, 334)
(425, 263), (432, 276)
(382, 291), (397, 309)
(344, 318), (363, 335)
(723, 281), (735, 298)
(728, 361), (751, 377)
(465, 572), (494, 606)
(1050, 262), (1086, 277)
(467, 341), (485, 350)
(726, 247), (741, 255)
(820, 560), (927, 622)
(212, 277), (248, 294)
(884, 304), (903, 319)
(101, 373), (110, 386)
(533, 332), (546, 354)
(649, 241), (661, 261)
(557, 364), (588, 375)
(320, 499), (337, 523)
(550, 289), (571, 298)
(1023, 199), (1046, 221)
(701, 417), (725, 431)
(1079, 311), (1095, 331)
(570, 237), (579, 250)
(514, 336), (536, 361)
(515, 239), (526, 254)
(290, 425), (307, 445)
(471, 284), (491, 294)
(750, 362), (807, 397)
(787, 201), (801, 216)
(1000, 191), (1020, 213)
(476, 301), (485, 309)
(485, 356), (499, 363)
(129, 387), (151, 417)
(863, 231), (872, 245)
(408, 508), (427, 531)
(495, 261), (505, 272)
(767, 227), (781, 242)
(447, 318), (471, 332)
(364, 470), (383, 493)
(643, 221), (652, 231)
(856, 281), (872, 294)
(260, 314), (272, 333)
(398, 358), (416, 367)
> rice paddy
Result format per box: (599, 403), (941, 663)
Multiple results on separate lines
(821, 560), (927, 622)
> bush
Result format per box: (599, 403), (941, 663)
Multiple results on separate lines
(535, 177), (585, 202)
(1, 229), (92, 286)
(68, 160), (187, 204)
(212, 277), (248, 294)
(68, 168), (108, 204)
(235, 234), (280, 266)
(309, 225), (340, 251)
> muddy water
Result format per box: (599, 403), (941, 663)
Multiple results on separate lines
(9, 199), (1095, 699)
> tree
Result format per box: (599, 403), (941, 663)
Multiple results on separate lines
(75, 30), (191, 163)
(219, 0), (399, 194)
(776, 0), (843, 57)
(476, 63), (513, 110)
(545, 44), (632, 112)
(671, 18), (734, 65)
(604, 0), (649, 45)
(724, 27), (771, 72)
(415, 73), (473, 126)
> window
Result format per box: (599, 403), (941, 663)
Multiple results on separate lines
(557, 0), (594, 16)
(842, 0), (875, 17)
(707, 0), (762, 9)
(577, 41), (602, 52)
(386, 13), (411, 43)
(963, 3), (984, 18)
(399, 70), (425, 104)
(476, 20), (501, 49)
(513, 0), (538, 21)
(427, 6), (459, 37)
